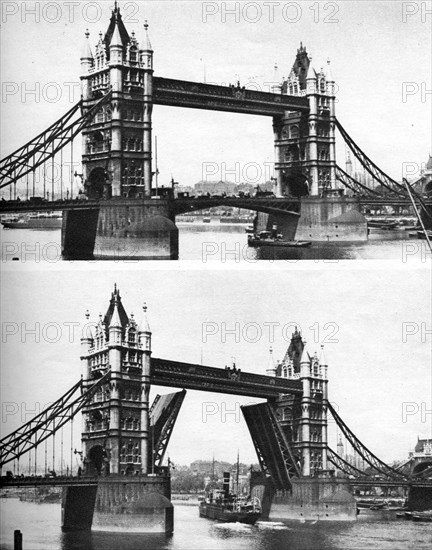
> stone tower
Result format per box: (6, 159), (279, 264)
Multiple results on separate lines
(80, 3), (153, 199)
(273, 330), (329, 476)
(80, 285), (151, 476)
(273, 44), (337, 197)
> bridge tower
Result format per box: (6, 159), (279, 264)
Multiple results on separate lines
(273, 44), (337, 197)
(274, 331), (329, 476)
(62, 3), (179, 260)
(80, 3), (153, 198)
(80, 285), (151, 476)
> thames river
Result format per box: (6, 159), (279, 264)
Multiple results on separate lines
(1, 498), (431, 550)
(0, 222), (428, 262)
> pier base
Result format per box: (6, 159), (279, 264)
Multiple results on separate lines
(62, 485), (98, 530)
(254, 197), (367, 242)
(92, 476), (173, 534)
(61, 475), (173, 533)
(62, 199), (179, 260)
(251, 473), (357, 522)
(295, 197), (368, 242)
(407, 485), (432, 512)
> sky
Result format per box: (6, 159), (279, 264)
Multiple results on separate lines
(1, 262), (431, 467)
(1, 0), (431, 193)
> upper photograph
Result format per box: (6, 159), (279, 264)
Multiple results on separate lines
(0, 1), (430, 261)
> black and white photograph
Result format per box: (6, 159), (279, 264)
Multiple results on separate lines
(0, 1), (431, 549)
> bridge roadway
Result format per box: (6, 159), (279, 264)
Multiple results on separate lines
(1, 196), (430, 216)
(0, 196), (300, 216)
(0, 476), (98, 488)
(2, 474), (431, 490)
(151, 358), (303, 399)
(348, 477), (432, 489)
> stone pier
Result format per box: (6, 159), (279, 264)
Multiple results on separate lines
(62, 475), (173, 533)
(251, 472), (357, 522)
(62, 198), (179, 260)
(295, 197), (368, 241)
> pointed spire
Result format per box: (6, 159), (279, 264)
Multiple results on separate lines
(81, 29), (94, 60)
(306, 56), (316, 80)
(326, 58), (334, 82)
(139, 302), (151, 334)
(266, 346), (276, 376)
(300, 339), (313, 364)
(272, 63), (281, 93)
(109, 289), (122, 328)
(82, 309), (94, 340)
(142, 20), (153, 51)
(319, 344), (327, 367)
(110, 20), (123, 47)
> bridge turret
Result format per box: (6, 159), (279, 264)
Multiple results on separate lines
(109, 20), (124, 83)
(138, 302), (151, 350)
(80, 30), (94, 102)
(319, 344), (328, 397)
(80, 310), (94, 378)
(141, 21), (154, 196)
(299, 340), (312, 476)
(108, 290), (122, 372)
(326, 59), (337, 191)
(138, 303), (151, 473)
(306, 57), (319, 195)
(271, 63), (282, 94)
(266, 346), (277, 376)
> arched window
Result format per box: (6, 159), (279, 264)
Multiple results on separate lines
(129, 47), (138, 63)
(320, 78), (326, 93)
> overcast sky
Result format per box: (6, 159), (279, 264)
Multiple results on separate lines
(1, 262), (430, 466)
(1, 0), (431, 191)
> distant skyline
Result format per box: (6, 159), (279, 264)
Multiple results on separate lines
(1, 264), (431, 466)
(1, 0), (431, 193)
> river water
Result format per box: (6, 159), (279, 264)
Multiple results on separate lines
(1, 498), (431, 550)
(0, 222), (429, 262)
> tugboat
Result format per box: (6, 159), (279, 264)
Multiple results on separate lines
(199, 471), (261, 525)
(247, 230), (311, 248)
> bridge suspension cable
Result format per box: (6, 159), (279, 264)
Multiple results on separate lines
(327, 402), (407, 479)
(335, 119), (407, 197)
(0, 372), (110, 468)
(0, 91), (112, 189)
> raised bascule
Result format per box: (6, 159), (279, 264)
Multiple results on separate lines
(1, 286), (431, 532)
(1, 3), (430, 258)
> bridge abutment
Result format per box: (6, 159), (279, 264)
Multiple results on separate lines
(251, 473), (357, 522)
(61, 476), (173, 533)
(295, 197), (367, 241)
(61, 485), (98, 531)
(92, 476), (173, 533)
(407, 485), (432, 512)
(62, 199), (179, 260)
(62, 208), (100, 260)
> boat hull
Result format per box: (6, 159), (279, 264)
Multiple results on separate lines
(199, 503), (260, 524)
(248, 238), (311, 248)
(2, 219), (62, 229)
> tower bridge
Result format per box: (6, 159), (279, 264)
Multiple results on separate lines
(1, 3), (430, 258)
(1, 286), (431, 531)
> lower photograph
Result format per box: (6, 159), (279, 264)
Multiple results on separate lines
(0, 265), (431, 550)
